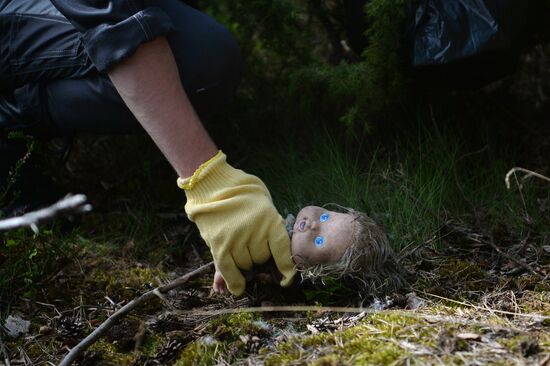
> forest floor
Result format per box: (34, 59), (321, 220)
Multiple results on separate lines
(1, 204), (549, 365)
(2, 47), (550, 366)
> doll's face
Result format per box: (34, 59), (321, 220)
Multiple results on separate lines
(291, 206), (356, 266)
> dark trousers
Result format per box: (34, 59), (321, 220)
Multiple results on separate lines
(0, 0), (243, 136)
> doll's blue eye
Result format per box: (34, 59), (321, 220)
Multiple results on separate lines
(314, 236), (325, 247)
(320, 213), (330, 222)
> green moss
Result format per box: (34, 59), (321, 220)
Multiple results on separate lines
(499, 335), (524, 351)
(507, 275), (548, 292)
(261, 310), (550, 365)
(207, 312), (260, 341)
(174, 341), (219, 366)
(517, 291), (550, 314)
(141, 332), (163, 357)
(175, 312), (267, 365)
(88, 339), (137, 365)
(437, 259), (490, 293)
(266, 312), (436, 365)
(91, 266), (162, 296)
(540, 331), (550, 349)
(498, 333), (544, 361)
(92, 266), (160, 292)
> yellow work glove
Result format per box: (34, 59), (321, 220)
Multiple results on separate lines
(177, 150), (296, 296)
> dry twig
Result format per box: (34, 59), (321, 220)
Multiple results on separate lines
(505, 167), (550, 189)
(0, 194), (91, 233)
(58, 261), (214, 366)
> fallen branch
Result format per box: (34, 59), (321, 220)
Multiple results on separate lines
(505, 167), (550, 190)
(58, 261), (214, 366)
(0, 194), (92, 233)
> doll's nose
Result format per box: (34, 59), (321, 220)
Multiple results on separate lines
(309, 220), (319, 231)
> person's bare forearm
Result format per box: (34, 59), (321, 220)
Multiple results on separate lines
(107, 37), (217, 178)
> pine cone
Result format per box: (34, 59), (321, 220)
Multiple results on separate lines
(57, 316), (85, 339)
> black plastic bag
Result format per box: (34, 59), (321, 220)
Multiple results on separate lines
(409, 0), (537, 88)
(413, 0), (499, 66)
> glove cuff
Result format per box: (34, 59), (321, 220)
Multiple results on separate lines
(176, 150), (245, 203)
(177, 150), (224, 190)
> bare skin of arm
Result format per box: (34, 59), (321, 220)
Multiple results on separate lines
(107, 37), (217, 178)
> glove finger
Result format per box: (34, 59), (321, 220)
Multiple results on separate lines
(216, 255), (246, 296)
(268, 222), (296, 287)
(233, 245), (253, 271)
(250, 239), (271, 264)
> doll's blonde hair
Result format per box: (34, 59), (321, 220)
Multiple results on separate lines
(298, 207), (407, 293)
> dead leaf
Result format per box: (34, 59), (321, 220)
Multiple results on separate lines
(456, 333), (481, 341)
(5, 315), (30, 338)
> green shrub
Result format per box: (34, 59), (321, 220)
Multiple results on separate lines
(201, 0), (412, 133)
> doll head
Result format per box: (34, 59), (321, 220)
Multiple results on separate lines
(291, 206), (356, 266)
(290, 205), (405, 292)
